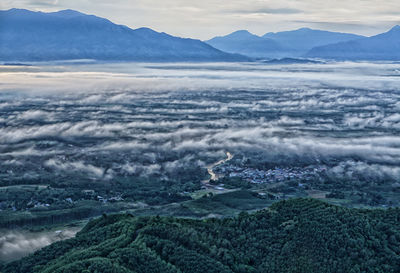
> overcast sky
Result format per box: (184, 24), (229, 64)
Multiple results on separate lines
(2, 0), (400, 39)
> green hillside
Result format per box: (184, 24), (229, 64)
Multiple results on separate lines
(3, 198), (400, 273)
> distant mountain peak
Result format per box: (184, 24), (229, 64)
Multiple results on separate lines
(3, 8), (31, 14)
(389, 25), (400, 32)
(2, 8), (87, 19)
(232, 30), (252, 34)
(264, 27), (313, 36)
(207, 29), (264, 42)
(205, 29), (285, 58)
(297, 27), (312, 31)
(6, 8), (23, 12)
(50, 9), (85, 17)
(225, 30), (258, 39)
(56, 9), (82, 14)
(134, 27), (158, 33)
(0, 8), (248, 62)
(261, 28), (365, 55)
(306, 25), (400, 60)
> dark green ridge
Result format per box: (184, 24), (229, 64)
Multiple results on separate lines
(3, 198), (400, 273)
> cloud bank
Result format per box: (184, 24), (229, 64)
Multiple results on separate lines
(0, 62), (399, 184)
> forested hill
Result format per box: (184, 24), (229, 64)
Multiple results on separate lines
(4, 199), (400, 273)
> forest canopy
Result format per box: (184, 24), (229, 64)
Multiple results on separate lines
(4, 198), (400, 273)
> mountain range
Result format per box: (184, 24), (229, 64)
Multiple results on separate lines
(263, 28), (365, 57)
(206, 28), (364, 58)
(205, 30), (286, 58)
(1, 8), (400, 62)
(306, 25), (400, 60)
(0, 9), (247, 62)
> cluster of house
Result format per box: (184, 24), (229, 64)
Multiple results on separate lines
(0, 190), (125, 212)
(96, 195), (124, 203)
(214, 164), (327, 184)
(0, 200), (51, 212)
(84, 190), (124, 203)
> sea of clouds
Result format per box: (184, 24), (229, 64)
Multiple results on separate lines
(0, 61), (400, 182)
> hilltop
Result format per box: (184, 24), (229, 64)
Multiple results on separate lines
(4, 198), (400, 272)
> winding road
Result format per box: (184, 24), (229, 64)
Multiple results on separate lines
(203, 152), (233, 187)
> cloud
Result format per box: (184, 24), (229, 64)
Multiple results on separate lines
(44, 159), (105, 178)
(228, 8), (303, 15)
(328, 161), (400, 181)
(27, 0), (59, 7)
(16, 110), (55, 121)
(0, 62), (400, 182)
(2, 0), (400, 38)
(0, 229), (78, 262)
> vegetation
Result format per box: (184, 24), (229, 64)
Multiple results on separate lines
(4, 198), (400, 273)
(0, 174), (198, 228)
(1, 66), (400, 269)
(2, 85), (400, 231)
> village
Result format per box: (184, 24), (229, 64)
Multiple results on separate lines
(214, 164), (327, 184)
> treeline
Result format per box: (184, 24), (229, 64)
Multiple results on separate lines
(0, 175), (197, 228)
(4, 198), (400, 273)
(0, 204), (120, 229)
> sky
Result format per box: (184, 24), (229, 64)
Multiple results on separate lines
(1, 0), (400, 39)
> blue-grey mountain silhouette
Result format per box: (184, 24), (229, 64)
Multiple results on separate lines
(306, 26), (400, 60)
(0, 9), (248, 62)
(205, 30), (286, 58)
(206, 28), (364, 58)
(263, 28), (364, 56)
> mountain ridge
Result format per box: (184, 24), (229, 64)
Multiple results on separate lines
(306, 25), (400, 60)
(1, 8), (400, 61)
(206, 28), (365, 58)
(0, 9), (248, 62)
(263, 27), (365, 53)
(205, 30), (285, 58)
(3, 198), (400, 272)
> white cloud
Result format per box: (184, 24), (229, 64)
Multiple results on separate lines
(1, 62), (400, 181)
(44, 159), (105, 178)
(0, 229), (78, 262)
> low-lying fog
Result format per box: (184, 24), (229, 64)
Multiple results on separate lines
(0, 228), (79, 262)
(1, 61), (399, 183)
(1, 61), (400, 261)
